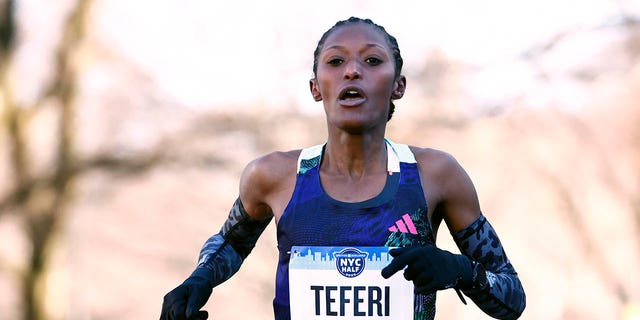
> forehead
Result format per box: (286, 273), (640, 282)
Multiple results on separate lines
(321, 22), (391, 52)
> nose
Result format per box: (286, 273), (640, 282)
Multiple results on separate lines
(343, 60), (361, 80)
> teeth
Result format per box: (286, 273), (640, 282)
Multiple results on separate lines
(341, 89), (362, 100)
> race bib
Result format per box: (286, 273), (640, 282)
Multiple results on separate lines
(289, 246), (414, 319)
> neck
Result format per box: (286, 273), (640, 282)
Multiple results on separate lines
(322, 131), (388, 179)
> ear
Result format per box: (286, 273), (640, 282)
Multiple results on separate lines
(309, 78), (322, 102)
(391, 75), (406, 100)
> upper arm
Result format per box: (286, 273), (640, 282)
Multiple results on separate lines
(238, 151), (298, 221)
(439, 154), (481, 232)
(414, 148), (481, 233)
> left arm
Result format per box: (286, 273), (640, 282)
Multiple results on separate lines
(382, 149), (525, 320)
(452, 214), (525, 319)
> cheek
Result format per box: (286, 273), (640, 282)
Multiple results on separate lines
(317, 74), (338, 96)
(373, 73), (398, 97)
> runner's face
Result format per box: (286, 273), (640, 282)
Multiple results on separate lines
(311, 23), (404, 133)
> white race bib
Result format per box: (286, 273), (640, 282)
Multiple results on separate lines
(289, 246), (414, 319)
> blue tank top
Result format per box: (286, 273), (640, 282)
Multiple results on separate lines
(273, 139), (437, 320)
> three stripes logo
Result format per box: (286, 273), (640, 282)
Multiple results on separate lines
(388, 214), (418, 235)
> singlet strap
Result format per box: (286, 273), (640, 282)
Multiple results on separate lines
(296, 139), (415, 175)
(384, 138), (416, 165)
(296, 144), (323, 174)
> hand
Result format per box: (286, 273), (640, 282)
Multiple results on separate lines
(160, 269), (213, 320)
(381, 244), (473, 294)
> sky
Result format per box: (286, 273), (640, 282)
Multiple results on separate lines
(14, 0), (639, 111)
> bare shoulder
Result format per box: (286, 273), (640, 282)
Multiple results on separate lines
(243, 150), (300, 182)
(408, 145), (480, 232)
(408, 146), (462, 178)
(239, 150), (301, 219)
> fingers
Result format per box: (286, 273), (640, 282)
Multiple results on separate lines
(381, 257), (404, 279)
(160, 300), (168, 320)
(381, 247), (416, 279)
(160, 284), (193, 320)
(161, 291), (187, 320)
(388, 246), (410, 257)
(171, 301), (188, 320)
(185, 285), (212, 318)
(189, 310), (209, 320)
(162, 297), (207, 320)
(384, 245), (459, 295)
(403, 264), (419, 281)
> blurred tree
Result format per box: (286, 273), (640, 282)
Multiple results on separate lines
(409, 9), (640, 317)
(0, 2), (291, 318)
(0, 0), (91, 319)
(0, 0), (638, 319)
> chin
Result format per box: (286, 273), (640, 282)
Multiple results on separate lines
(327, 113), (385, 134)
(335, 120), (375, 135)
(341, 126), (367, 135)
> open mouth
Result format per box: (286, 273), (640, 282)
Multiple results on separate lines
(338, 87), (365, 101)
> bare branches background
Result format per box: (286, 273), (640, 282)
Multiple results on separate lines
(0, 1), (639, 319)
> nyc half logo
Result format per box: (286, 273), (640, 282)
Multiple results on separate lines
(334, 248), (368, 278)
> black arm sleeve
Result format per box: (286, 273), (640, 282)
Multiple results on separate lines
(453, 214), (526, 320)
(195, 198), (272, 287)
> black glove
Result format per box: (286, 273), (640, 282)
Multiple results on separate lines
(160, 268), (214, 320)
(381, 244), (474, 294)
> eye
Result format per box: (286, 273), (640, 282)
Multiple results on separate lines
(365, 57), (382, 66)
(327, 58), (344, 66)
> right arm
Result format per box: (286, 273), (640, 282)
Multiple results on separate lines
(160, 151), (297, 320)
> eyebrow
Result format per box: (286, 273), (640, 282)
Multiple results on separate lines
(324, 43), (386, 51)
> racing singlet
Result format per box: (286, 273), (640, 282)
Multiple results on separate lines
(274, 139), (437, 320)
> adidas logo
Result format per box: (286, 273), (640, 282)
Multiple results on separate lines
(388, 214), (418, 235)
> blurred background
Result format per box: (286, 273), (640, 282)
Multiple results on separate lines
(0, 0), (639, 319)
